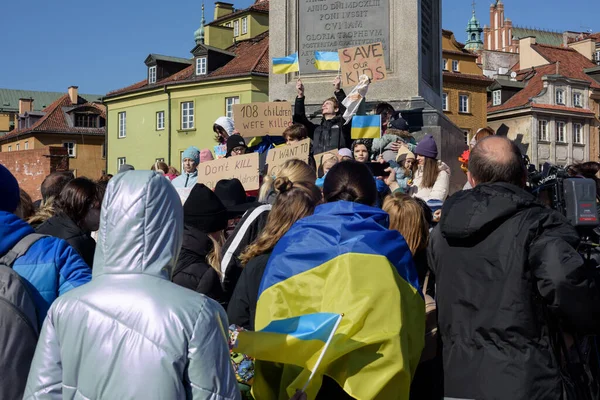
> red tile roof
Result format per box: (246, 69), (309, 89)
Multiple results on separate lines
(443, 71), (493, 84)
(208, 0), (269, 26)
(532, 44), (600, 89)
(532, 104), (595, 115)
(0, 94), (106, 143)
(106, 31), (269, 97)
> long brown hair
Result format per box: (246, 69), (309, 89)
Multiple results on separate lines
(421, 157), (439, 189)
(240, 177), (322, 265)
(382, 193), (429, 254)
(207, 231), (226, 277)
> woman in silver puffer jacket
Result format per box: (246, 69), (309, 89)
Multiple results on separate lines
(23, 171), (240, 400)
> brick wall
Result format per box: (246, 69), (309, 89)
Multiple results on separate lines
(0, 146), (69, 201)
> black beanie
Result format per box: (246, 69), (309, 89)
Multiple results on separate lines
(183, 184), (228, 233)
(226, 135), (247, 157)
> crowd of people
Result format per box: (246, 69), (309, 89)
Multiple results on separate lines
(1, 77), (600, 400)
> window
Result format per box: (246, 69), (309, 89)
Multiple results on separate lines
(225, 22), (231, 27)
(156, 158), (165, 162)
(573, 123), (583, 144)
(556, 121), (565, 142)
(156, 111), (165, 130)
(452, 60), (459, 72)
(75, 113), (98, 128)
(538, 120), (548, 141)
(459, 94), (469, 113)
(442, 93), (448, 111)
(181, 102), (194, 130)
(242, 17), (248, 35)
(463, 130), (470, 145)
(8, 145), (11, 152)
(225, 97), (240, 118)
(63, 142), (76, 157)
(596, 50), (600, 63)
(196, 57), (207, 76)
(233, 20), (239, 36)
(16, 143), (19, 151)
(573, 92), (582, 107)
(149, 66), (157, 84)
(556, 89), (565, 105)
(492, 90), (501, 106)
(117, 157), (126, 170)
(442, 58), (447, 71)
(24, 141), (29, 150)
(118, 112), (126, 138)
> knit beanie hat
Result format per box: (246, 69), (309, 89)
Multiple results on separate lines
(415, 135), (438, 159)
(0, 164), (20, 213)
(390, 117), (409, 131)
(396, 148), (416, 164)
(200, 149), (214, 163)
(214, 116), (235, 136)
(182, 146), (200, 165)
(183, 184), (228, 233)
(226, 135), (247, 157)
(338, 148), (352, 159)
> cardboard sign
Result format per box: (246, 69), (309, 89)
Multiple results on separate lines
(338, 42), (387, 87)
(314, 150), (338, 167)
(197, 152), (260, 191)
(233, 102), (293, 137)
(266, 138), (311, 175)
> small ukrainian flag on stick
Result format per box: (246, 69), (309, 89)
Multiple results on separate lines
(314, 51), (340, 71)
(273, 52), (300, 75)
(351, 115), (381, 139)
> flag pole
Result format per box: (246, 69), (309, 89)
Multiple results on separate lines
(301, 314), (343, 392)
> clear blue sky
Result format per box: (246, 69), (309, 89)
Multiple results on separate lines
(0, 0), (597, 96)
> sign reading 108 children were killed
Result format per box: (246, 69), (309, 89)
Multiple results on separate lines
(233, 102), (293, 137)
(197, 152), (260, 191)
(298, 0), (389, 73)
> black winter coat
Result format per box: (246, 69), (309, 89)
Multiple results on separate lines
(428, 183), (600, 400)
(227, 252), (271, 331)
(36, 212), (96, 268)
(172, 226), (224, 304)
(293, 90), (351, 154)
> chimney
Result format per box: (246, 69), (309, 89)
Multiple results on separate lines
(68, 86), (79, 105)
(214, 2), (234, 20)
(568, 38), (595, 61)
(19, 98), (33, 114)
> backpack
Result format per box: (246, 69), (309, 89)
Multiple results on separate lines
(419, 272), (438, 363)
(0, 233), (47, 400)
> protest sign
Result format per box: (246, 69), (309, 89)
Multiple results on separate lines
(267, 138), (311, 175)
(338, 42), (387, 87)
(214, 145), (227, 159)
(314, 150), (338, 167)
(197, 152), (260, 191)
(233, 102), (293, 137)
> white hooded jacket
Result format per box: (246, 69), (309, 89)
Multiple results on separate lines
(410, 161), (451, 202)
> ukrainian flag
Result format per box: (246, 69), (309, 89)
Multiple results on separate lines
(273, 53), (300, 74)
(351, 115), (381, 139)
(236, 201), (425, 400)
(314, 51), (340, 71)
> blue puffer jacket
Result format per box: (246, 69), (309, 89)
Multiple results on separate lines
(0, 211), (92, 327)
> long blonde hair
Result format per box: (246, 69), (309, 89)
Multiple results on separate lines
(382, 193), (429, 254)
(258, 159), (316, 203)
(241, 177), (322, 265)
(207, 231), (226, 277)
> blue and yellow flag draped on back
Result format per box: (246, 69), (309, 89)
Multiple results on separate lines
(235, 201), (425, 400)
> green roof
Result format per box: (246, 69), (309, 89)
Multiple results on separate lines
(0, 89), (101, 113)
(513, 27), (563, 47)
(146, 54), (193, 65)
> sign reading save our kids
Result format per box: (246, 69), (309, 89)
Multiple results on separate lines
(267, 138), (310, 175)
(197, 152), (260, 191)
(233, 102), (293, 137)
(338, 42), (387, 87)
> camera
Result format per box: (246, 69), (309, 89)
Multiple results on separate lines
(527, 162), (599, 229)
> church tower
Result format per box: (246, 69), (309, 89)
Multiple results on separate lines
(465, 2), (484, 51)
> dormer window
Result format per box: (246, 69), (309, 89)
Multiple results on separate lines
(492, 90), (501, 106)
(196, 57), (207, 76)
(573, 92), (582, 107)
(233, 20), (239, 37)
(149, 66), (157, 84)
(556, 89), (565, 105)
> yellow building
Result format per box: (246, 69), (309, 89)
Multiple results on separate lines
(0, 87), (107, 179)
(103, 0), (270, 174)
(205, 0), (269, 49)
(442, 29), (493, 144)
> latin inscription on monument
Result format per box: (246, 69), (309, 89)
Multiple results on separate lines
(298, 0), (390, 74)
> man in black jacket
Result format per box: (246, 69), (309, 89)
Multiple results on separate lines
(293, 77), (350, 154)
(429, 136), (600, 400)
